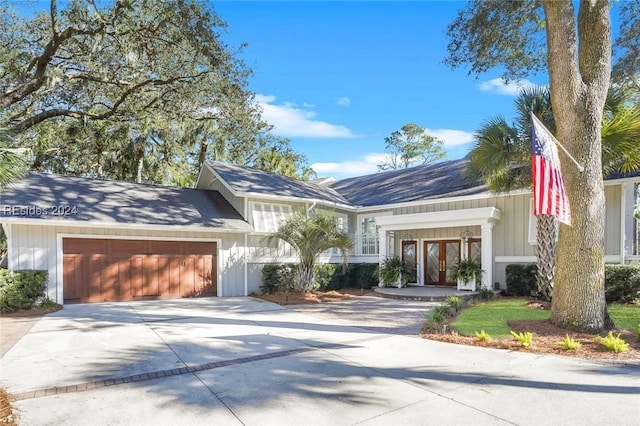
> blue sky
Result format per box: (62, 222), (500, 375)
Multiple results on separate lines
(213, 1), (547, 179)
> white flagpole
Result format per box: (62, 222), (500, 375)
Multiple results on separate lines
(531, 113), (585, 173)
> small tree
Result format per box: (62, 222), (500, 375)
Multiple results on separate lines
(265, 212), (354, 292)
(0, 128), (28, 187)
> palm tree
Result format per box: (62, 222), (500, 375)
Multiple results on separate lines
(466, 86), (640, 300)
(265, 211), (354, 292)
(0, 127), (28, 187)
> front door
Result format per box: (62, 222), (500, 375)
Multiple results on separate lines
(401, 240), (418, 284)
(424, 240), (460, 286)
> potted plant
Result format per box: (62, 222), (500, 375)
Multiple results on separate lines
(379, 255), (413, 288)
(450, 258), (483, 291)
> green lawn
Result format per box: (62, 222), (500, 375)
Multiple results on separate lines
(608, 303), (640, 332)
(451, 298), (639, 338)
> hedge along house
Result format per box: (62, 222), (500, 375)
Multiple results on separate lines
(2, 159), (639, 304)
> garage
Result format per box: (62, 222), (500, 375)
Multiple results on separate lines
(63, 238), (217, 303)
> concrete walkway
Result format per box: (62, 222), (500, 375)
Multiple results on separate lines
(1, 297), (638, 426)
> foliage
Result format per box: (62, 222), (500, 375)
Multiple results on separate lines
(432, 304), (452, 318)
(637, 324), (640, 342)
(0, 0), (313, 184)
(377, 123), (445, 171)
(321, 263), (379, 290)
(260, 263), (379, 294)
(260, 264), (297, 294)
(474, 329), (491, 342)
(452, 298), (550, 338)
(0, 128), (28, 187)
(0, 269), (48, 313)
(445, 296), (463, 313)
(265, 212), (354, 292)
(476, 288), (495, 300)
(604, 265), (640, 303)
(505, 264), (538, 296)
(449, 258), (483, 284)
(556, 335), (582, 350)
(594, 332), (630, 353)
(422, 311), (446, 333)
(379, 255), (413, 288)
(510, 330), (533, 347)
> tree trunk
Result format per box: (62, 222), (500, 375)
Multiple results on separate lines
(536, 214), (557, 301)
(296, 264), (315, 293)
(543, 0), (613, 332)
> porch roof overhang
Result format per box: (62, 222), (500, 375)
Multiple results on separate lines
(374, 207), (501, 231)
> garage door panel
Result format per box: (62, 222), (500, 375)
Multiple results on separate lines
(63, 238), (218, 303)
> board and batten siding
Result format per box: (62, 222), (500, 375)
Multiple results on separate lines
(8, 224), (247, 302)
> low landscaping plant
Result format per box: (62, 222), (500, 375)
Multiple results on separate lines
(422, 311), (446, 333)
(556, 335), (582, 350)
(379, 255), (412, 288)
(510, 330), (534, 347)
(0, 269), (48, 313)
(505, 264), (537, 296)
(432, 304), (452, 318)
(445, 295), (462, 312)
(475, 329), (491, 342)
(594, 332), (629, 353)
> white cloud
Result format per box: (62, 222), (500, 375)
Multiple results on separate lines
(424, 128), (475, 147)
(478, 78), (540, 96)
(312, 153), (387, 177)
(335, 96), (351, 106)
(255, 94), (359, 138)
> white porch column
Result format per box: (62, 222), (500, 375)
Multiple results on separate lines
(622, 183), (635, 264)
(481, 223), (494, 289)
(378, 227), (387, 262)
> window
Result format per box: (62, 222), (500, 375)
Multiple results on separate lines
(250, 202), (292, 233)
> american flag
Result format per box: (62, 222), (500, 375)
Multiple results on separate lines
(531, 114), (571, 225)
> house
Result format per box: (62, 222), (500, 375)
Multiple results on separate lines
(2, 159), (638, 304)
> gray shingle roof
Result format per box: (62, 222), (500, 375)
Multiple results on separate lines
(0, 173), (251, 231)
(329, 159), (487, 207)
(208, 161), (351, 206)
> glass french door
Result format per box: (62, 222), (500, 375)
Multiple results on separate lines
(401, 240), (418, 284)
(424, 240), (460, 286)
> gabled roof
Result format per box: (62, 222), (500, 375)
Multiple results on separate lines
(207, 161), (352, 207)
(329, 159), (486, 207)
(0, 173), (251, 231)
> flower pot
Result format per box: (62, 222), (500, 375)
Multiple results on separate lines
(457, 277), (476, 291)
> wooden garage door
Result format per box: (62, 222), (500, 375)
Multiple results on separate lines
(63, 239), (217, 303)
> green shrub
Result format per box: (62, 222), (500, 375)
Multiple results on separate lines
(321, 263), (378, 290)
(594, 331), (629, 353)
(505, 264), (537, 296)
(261, 263), (379, 293)
(477, 287), (495, 300)
(556, 335), (582, 350)
(0, 269), (49, 313)
(314, 264), (337, 290)
(637, 324), (639, 342)
(604, 265), (640, 303)
(260, 264), (297, 294)
(504, 264), (640, 303)
(510, 330), (533, 347)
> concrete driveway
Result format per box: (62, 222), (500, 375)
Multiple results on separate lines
(1, 297), (638, 426)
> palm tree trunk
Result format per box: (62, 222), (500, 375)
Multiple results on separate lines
(536, 214), (557, 301)
(297, 264), (315, 292)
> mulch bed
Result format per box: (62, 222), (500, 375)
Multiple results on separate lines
(252, 289), (374, 305)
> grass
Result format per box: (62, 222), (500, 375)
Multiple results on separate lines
(451, 298), (639, 338)
(452, 298), (549, 338)
(608, 304), (640, 333)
